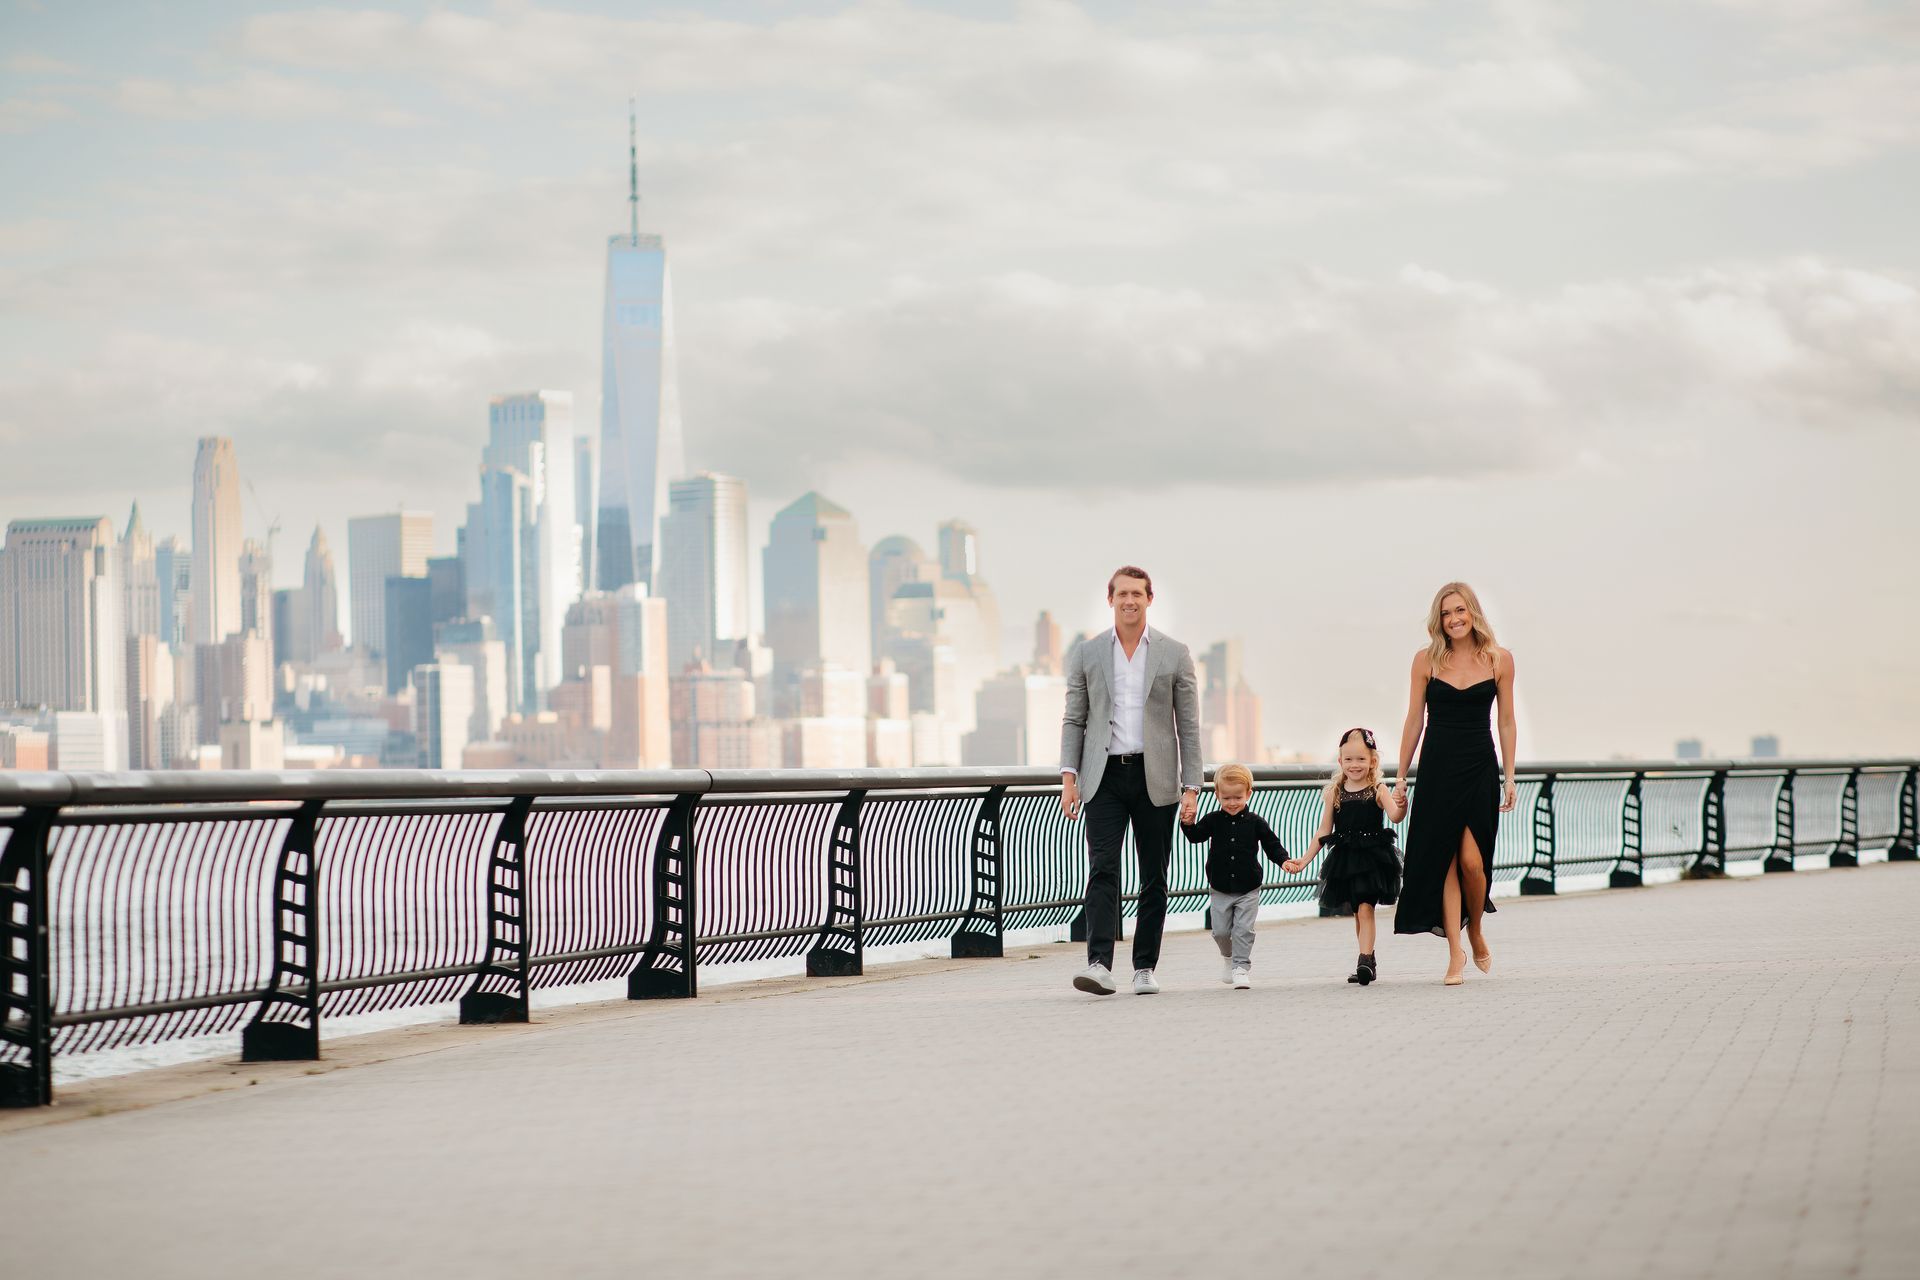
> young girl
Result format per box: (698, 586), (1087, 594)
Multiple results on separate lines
(1283, 728), (1407, 985)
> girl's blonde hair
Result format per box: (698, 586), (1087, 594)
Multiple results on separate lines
(1323, 728), (1382, 808)
(1425, 581), (1499, 678)
(1213, 762), (1254, 794)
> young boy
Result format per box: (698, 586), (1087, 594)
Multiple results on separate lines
(1180, 762), (1289, 989)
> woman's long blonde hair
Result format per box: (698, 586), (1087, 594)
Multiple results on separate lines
(1323, 728), (1382, 809)
(1425, 581), (1498, 679)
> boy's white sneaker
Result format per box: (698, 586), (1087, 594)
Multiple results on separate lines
(1132, 968), (1161, 995)
(1220, 957), (1234, 985)
(1073, 962), (1117, 995)
(1231, 968), (1252, 990)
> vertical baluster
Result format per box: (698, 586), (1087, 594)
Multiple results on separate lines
(631, 792), (701, 998)
(242, 799), (325, 1061)
(0, 806), (57, 1108)
(807, 790), (866, 977)
(952, 786), (1006, 958)
(1829, 767), (1861, 869)
(1689, 769), (1727, 879)
(1891, 766), (1917, 862)
(459, 795), (535, 1024)
(1613, 772), (1645, 888)
(1521, 773), (1556, 895)
(1763, 769), (1796, 873)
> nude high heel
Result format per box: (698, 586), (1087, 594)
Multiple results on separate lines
(1444, 951), (1466, 986)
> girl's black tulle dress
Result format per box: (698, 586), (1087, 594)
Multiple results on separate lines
(1393, 676), (1500, 937)
(1317, 786), (1401, 915)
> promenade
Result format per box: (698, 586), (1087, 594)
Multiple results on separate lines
(3, 862), (1916, 1279)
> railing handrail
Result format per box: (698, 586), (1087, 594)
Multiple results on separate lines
(0, 757), (1913, 808)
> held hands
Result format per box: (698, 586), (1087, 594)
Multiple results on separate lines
(1500, 780), (1517, 813)
(1061, 774), (1081, 821)
(1179, 789), (1199, 826)
(1281, 858), (1307, 875)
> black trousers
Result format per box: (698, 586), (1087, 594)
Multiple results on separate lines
(1082, 754), (1177, 971)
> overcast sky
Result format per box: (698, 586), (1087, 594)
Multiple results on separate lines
(3, 0), (1916, 760)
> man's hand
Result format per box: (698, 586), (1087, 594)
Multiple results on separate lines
(1179, 788), (1199, 825)
(1061, 774), (1081, 821)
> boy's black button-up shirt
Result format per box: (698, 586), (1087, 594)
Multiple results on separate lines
(1180, 808), (1289, 895)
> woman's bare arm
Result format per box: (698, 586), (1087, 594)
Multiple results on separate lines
(1496, 648), (1518, 811)
(1392, 651), (1429, 800)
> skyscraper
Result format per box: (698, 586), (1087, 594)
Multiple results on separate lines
(458, 468), (532, 713)
(120, 503), (161, 640)
(595, 108), (685, 593)
(191, 437), (243, 645)
(763, 492), (870, 717)
(347, 511), (433, 656)
(660, 473), (750, 673)
(574, 435), (597, 602)
(239, 539), (273, 654)
(303, 527), (342, 659)
(413, 662), (476, 769)
(484, 391), (579, 700)
(0, 517), (125, 720)
(938, 520), (981, 583)
(154, 536), (190, 651)
(868, 536), (933, 661)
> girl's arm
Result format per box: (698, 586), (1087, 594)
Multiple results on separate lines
(1496, 647), (1518, 812)
(1392, 651), (1429, 801)
(1284, 798), (1334, 873)
(1376, 781), (1407, 823)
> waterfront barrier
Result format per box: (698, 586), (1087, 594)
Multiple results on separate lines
(2, 757), (1912, 1106)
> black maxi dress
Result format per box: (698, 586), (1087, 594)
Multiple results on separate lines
(1393, 676), (1500, 937)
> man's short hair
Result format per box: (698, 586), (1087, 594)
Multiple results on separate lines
(1107, 565), (1153, 599)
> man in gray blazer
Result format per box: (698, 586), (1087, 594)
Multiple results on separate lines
(1060, 565), (1203, 994)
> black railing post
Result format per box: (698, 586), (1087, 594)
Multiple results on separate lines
(1687, 770), (1727, 879)
(0, 806), (57, 1109)
(1763, 769), (1797, 873)
(459, 794), (535, 1024)
(1612, 772), (1645, 888)
(952, 786), (1006, 958)
(1521, 774), (1556, 895)
(807, 790), (865, 977)
(631, 792), (701, 999)
(1891, 766), (1918, 862)
(1829, 768), (1861, 869)
(243, 799), (324, 1062)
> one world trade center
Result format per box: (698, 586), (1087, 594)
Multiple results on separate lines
(596, 107), (685, 593)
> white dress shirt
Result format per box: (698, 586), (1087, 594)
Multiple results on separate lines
(1108, 630), (1150, 755)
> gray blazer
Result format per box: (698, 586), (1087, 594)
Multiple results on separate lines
(1060, 627), (1203, 808)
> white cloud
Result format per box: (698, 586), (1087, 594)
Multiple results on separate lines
(115, 70), (417, 124)
(687, 259), (1920, 492)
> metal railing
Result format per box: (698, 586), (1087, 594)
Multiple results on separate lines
(2, 757), (1913, 1107)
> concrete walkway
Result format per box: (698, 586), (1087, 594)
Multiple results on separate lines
(4, 864), (1917, 1279)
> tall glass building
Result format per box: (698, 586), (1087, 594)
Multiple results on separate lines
(595, 230), (684, 594)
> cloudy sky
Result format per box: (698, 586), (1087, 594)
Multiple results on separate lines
(3, 0), (1916, 760)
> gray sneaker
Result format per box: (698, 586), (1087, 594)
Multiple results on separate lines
(1073, 962), (1117, 995)
(1231, 968), (1252, 990)
(1133, 968), (1161, 995)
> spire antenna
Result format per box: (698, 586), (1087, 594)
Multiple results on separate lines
(628, 96), (639, 246)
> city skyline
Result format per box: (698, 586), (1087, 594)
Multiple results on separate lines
(3, 2), (1916, 758)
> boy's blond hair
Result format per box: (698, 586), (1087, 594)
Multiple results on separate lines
(1213, 762), (1254, 794)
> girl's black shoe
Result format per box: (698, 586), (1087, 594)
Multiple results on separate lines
(1348, 952), (1377, 985)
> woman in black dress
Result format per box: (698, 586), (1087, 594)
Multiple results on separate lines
(1390, 582), (1517, 985)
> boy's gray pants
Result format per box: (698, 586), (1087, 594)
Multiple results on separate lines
(1209, 888), (1260, 968)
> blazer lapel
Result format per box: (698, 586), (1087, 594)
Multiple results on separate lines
(1089, 628), (1114, 704)
(1145, 627), (1170, 681)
